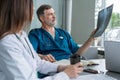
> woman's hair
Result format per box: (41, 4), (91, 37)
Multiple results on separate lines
(0, 0), (33, 39)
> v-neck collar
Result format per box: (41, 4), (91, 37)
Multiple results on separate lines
(41, 27), (56, 40)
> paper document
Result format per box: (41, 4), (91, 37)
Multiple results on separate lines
(54, 59), (98, 66)
(54, 59), (70, 65)
(70, 74), (117, 80)
(94, 4), (113, 37)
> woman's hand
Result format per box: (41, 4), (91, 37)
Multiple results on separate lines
(64, 62), (83, 78)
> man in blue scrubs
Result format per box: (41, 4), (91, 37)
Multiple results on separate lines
(28, 4), (96, 62)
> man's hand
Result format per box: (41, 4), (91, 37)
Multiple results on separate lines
(90, 29), (98, 37)
(38, 54), (56, 62)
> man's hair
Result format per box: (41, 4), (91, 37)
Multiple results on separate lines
(36, 4), (52, 22)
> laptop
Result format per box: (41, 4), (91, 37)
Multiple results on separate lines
(104, 41), (120, 73)
(94, 4), (113, 37)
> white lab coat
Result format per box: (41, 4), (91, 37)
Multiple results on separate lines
(0, 31), (69, 80)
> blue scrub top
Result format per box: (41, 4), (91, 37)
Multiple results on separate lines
(28, 27), (79, 60)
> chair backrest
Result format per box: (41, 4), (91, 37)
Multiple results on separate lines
(78, 44), (98, 59)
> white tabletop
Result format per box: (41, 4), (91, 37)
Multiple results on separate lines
(55, 59), (120, 80)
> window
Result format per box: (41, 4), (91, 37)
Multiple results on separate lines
(95, 0), (120, 47)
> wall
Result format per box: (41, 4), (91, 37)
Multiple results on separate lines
(71, 0), (95, 44)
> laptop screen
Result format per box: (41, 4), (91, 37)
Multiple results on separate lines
(104, 41), (120, 73)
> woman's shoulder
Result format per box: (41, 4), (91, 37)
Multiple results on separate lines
(0, 34), (22, 51)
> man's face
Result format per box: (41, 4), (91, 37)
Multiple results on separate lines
(42, 8), (56, 27)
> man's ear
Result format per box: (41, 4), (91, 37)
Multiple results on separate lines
(40, 16), (44, 22)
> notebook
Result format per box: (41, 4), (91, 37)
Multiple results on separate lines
(104, 41), (120, 73)
(94, 4), (113, 37)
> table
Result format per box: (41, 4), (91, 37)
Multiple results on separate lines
(55, 59), (120, 80)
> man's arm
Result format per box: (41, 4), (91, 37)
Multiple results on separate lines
(75, 29), (96, 55)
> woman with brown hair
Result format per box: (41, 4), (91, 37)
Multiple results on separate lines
(0, 0), (83, 80)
